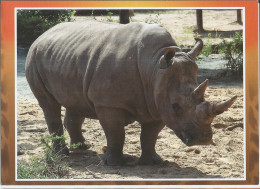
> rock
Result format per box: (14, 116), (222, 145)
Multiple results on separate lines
(17, 150), (24, 155)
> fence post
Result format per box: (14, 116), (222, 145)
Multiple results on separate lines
(196, 10), (203, 31)
(237, 10), (242, 24)
(119, 10), (130, 24)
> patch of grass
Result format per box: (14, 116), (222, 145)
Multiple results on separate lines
(144, 13), (161, 24)
(184, 29), (194, 34)
(70, 142), (83, 150)
(17, 134), (70, 179)
(18, 157), (55, 179)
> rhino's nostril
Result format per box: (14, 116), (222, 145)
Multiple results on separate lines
(185, 137), (193, 146)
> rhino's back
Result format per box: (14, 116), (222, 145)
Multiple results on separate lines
(26, 21), (175, 121)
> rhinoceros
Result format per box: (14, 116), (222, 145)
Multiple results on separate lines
(26, 20), (237, 165)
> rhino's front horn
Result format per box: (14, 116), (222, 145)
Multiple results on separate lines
(188, 38), (203, 61)
(212, 96), (237, 115)
(191, 79), (209, 101)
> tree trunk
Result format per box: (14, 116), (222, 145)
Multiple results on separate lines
(237, 10), (242, 24)
(196, 10), (203, 31)
(119, 10), (130, 24)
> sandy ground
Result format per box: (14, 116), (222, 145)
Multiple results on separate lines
(75, 10), (243, 46)
(17, 10), (244, 179)
(17, 87), (244, 179)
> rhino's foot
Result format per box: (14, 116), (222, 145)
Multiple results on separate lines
(104, 153), (125, 166)
(138, 153), (163, 165)
(54, 145), (70, 156)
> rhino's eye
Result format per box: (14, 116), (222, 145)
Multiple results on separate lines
(172, 103), (183, 117)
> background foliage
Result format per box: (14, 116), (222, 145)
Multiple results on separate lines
(219, 32), (243, 76)
(17, 10), (75, 47)
(200, 32), (243, 77)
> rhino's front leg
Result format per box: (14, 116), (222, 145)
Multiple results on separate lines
(96, 107), (126, 166)
(139, 121), (165, 165)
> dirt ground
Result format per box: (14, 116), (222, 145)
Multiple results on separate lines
(17, 10), (244, 179)
(75, 9), (243, 46)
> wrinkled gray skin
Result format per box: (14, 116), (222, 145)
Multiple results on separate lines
(26, 21), (236, 165)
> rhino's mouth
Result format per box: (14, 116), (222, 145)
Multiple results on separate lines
(180, 132), (193, 146)
(180, 131), (213, 146)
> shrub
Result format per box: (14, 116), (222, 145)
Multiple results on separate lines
(201, 45), (214, 57)
(199, 32), (243, 77)
(17, 156), (56, 179)
(106, 10), (114, 22)
(17, 10), (75, 47)
(219, 32), (243, 76)
(17, 134), (70, 179)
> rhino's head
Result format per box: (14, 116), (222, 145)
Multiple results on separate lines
(154, 38), (237, 146)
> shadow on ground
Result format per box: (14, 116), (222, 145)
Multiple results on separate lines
(198, 68), (243, 88)
(193, 29), (243, 38)
(67, 150), (222, 179)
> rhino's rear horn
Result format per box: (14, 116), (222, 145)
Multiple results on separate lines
(188, 38), (203, 61)
(212, 96), (237, 115)
(191, 79), (209, 101)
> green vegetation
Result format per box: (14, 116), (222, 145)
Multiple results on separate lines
(92, 10), (118, 23)
(219, 32), (243, 76)
(106, 10), (114, 22)
(134, 9), (193, 15)
(17, 10), (75, 47)
(200, 45), (212, 57)
(195, 32), (215, 57)
(70, 142), (83, 150)
(184, 29), (194, 34)
(197, 32), (243, 77)
(144, 13), (161, 24)
(17, 134), (70, 179)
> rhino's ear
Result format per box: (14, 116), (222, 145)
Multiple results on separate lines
(164, 47), (176, 62)
(160, 47), (175, 69)
(169, 46), (182, 52)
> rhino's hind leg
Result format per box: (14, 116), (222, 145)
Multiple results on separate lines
(26, 62), (69, 155)
(41, 102), (69, 155)
(138, 121), (165, 165)
(96, 107), (125, 166)
(64, 109), (90, 150)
